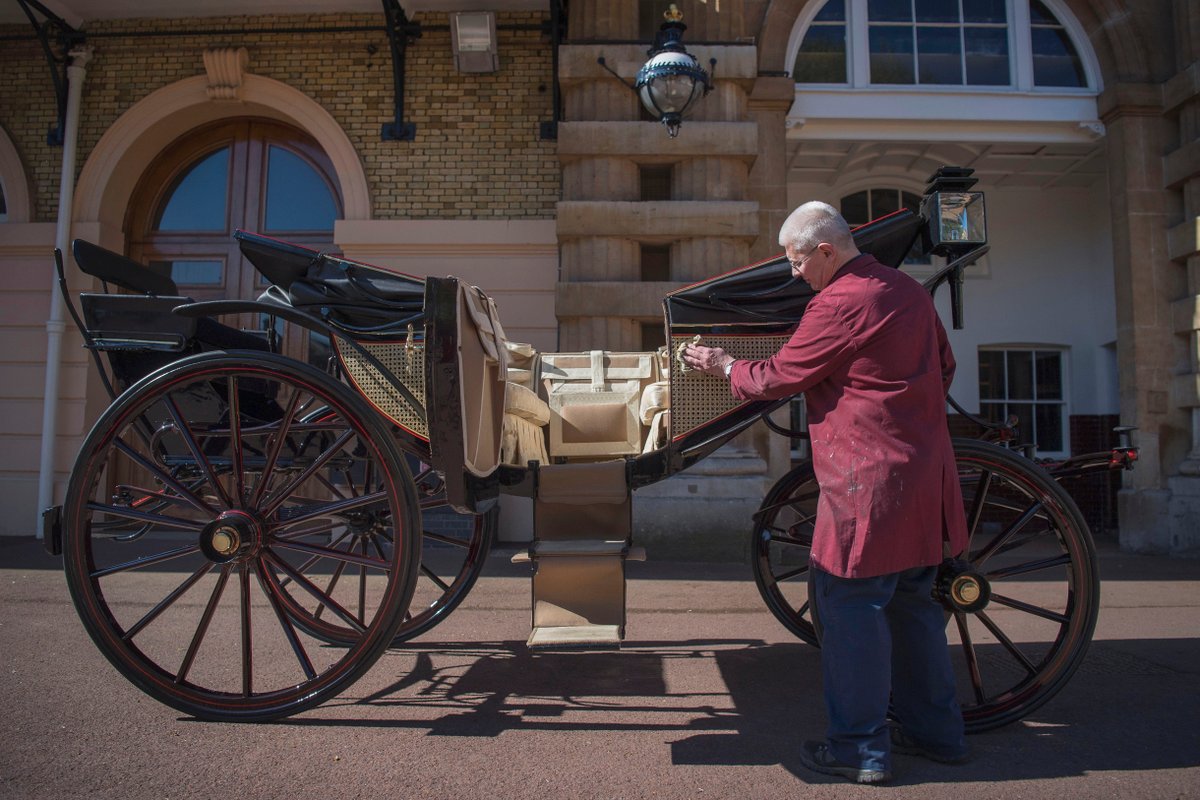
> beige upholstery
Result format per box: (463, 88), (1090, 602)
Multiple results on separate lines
(541, 351), (661, 458)
(501, 382), (550, 467)
(456, 283), (508, 477)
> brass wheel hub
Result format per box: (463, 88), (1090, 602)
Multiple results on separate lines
(199, 511), (261, 564)
(936, 558), (991, 614)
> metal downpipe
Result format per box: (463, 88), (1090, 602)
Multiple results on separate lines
(36, 45), (92, 537)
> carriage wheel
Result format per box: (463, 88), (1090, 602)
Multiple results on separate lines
(63, 351), (420, 722)
(751, 438), (1099, 732)
(399, 462), (495, 642)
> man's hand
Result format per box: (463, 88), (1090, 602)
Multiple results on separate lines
(683, 342), (734, 378)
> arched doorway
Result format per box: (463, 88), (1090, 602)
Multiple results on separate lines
(125, 117), (342, 364)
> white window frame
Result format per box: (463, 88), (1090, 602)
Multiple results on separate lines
(978, 344), (1070, 458)
(788, 0), (1101, 93)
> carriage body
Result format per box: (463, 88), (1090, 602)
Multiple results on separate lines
(50, 168), (1123, 729)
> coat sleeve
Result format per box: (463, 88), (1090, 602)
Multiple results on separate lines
(728, 296), (858, 402)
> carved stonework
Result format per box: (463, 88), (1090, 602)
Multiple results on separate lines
(203, 47), (249, 101)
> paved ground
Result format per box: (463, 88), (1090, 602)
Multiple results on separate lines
(1, 536), (1197, 800)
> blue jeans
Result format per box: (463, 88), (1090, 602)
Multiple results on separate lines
(811, 565), (966, 771)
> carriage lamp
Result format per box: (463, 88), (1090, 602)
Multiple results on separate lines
(921, 167), (987, 256)
(924, 191), (987, 253)
(634, 5), (714, 138)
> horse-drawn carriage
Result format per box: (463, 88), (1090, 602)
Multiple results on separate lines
(43, 167), (1135, 729)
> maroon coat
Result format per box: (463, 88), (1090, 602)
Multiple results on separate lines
(729, 254), (967, 578)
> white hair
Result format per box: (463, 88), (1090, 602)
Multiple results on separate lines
(778, 201), (854, 253)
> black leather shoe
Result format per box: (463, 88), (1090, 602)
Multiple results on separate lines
(797, 740), (892, 785)
(890, 728), (971, 765)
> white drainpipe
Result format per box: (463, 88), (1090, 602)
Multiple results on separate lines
(36, 46), (93, 537)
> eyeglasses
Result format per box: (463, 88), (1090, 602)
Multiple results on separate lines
(788, 245), (822, 269)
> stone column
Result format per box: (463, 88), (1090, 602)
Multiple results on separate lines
(1161, 2), (1200, 554)
(1101, 82), (1190, 553)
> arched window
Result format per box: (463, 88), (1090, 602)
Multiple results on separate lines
(127, 118), (341, 364)
(841, 186), (930, 266)
(792, 0), (1093, 90)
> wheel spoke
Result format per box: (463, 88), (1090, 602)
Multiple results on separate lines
(86, 501), (204, 533)
(263, 549), (368, 633)
(113, 438), (215, 516)
(767, 531), (812, 548)
(163, 394), (235, 510)
(271, 539), (391, 571)
(989, 592), (1070, 624)
(971, 500), (1044, 567)
(986, 552), (1072, 581)
(317, 558), (351, 619)
(122, 562), (216, 641)
(270, 490), (389, 529)
(963, 467), (993, 552)
(239, 562), (253, 697)
(975, 610), (1038, 677)
(422, 530), (471, 548)
(420, 563), (451, 592)
(255, 560), (317, 680)
(772, 565), (808, 583)
(260, 429), (355, 518)
(176, 566), (232, 684)
(953, 611), (987, 705)
(250, 389), (303, 508)
(90, 543), (200, 579)
(227, 376), (246, 505)
(357, 537), (368, 624)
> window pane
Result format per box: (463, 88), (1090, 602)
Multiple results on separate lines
(640, 164), (673, 201)
(1029, 0), (1056, 25)
(264, 146), (337, 232)
(150, 259), (223, 286)
(979, 401), (1006, 424)
(1036, 351), (1063, 399)
(871, 188), (901, 217)
(917, 25), (962, 84)
(840, 191), (870, 225)
(915, 0), (957, 23)
(1032, 27), (1085, 87)
(1010, 402), (1034, 443)
(1035, 403), (1063, 451)
(155, 148), (229, 232)
(978, 351), (1005, 399)
(794, 25), (848, 83)
(965, 26), (1010, 85)
(963, 0), (1006, 23)
(868, 0), (912, 22)
(901, 191), (922, 213)
(815, 0), (846, 22)
(869, 26), (916, 83)
(1007, 351), (1033, 399)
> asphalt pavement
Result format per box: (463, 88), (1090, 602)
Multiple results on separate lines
(1, 536), (1197, 800)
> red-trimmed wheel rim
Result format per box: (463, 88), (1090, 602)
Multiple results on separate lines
(752, 438), (1098, 732)
(62, 351), (420, 722)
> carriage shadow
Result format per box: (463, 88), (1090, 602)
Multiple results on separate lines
(270, 634), (1200, 784)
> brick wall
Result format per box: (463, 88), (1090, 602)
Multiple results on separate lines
(0, 11), (559, 223)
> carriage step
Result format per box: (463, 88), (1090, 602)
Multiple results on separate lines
(528, 624), (622, 649)
(511, 543), (646, 563)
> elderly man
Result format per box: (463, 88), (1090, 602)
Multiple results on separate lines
(683, 201), (970, 784)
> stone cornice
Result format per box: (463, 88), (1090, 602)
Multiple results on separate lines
(1097, 81), (1163, 121)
